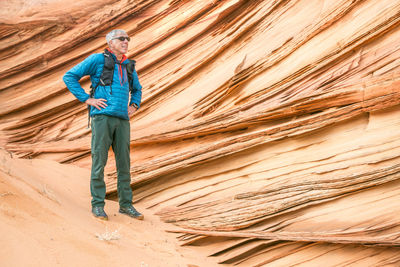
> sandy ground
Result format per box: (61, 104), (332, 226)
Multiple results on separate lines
(0, 149), (219, 267)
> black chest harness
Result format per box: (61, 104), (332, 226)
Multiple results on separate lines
(87, 49), (136, 127)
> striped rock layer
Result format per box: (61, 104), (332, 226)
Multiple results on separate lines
(1, 0), (400, 265)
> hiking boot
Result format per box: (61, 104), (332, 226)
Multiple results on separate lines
(119, 205), (144, 220)
(92, 206), (108, 220)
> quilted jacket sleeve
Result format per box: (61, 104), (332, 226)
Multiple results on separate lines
(63, 54), (101, 103)
(129, 67), (143, 108)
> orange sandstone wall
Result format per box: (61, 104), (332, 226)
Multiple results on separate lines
(1, 0), (400, 265)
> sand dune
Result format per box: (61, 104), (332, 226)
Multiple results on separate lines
(0, 149), (219, 266)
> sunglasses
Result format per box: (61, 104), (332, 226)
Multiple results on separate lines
(113, 36), (131, 42)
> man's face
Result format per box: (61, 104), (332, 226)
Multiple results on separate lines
(109, 34), (130, 55)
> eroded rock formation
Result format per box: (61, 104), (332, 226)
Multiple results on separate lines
(1, 0), (400, 265)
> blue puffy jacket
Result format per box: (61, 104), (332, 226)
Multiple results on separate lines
(63, 50), (142, 120)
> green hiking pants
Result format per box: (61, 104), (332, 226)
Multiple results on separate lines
(90, 115), (132, 208)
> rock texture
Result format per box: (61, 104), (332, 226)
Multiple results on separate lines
(1, 0), (400, 265)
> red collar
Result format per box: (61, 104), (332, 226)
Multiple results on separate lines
(107, 48), (127, 63)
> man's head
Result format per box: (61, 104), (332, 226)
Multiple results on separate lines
(106, 29), (130, 56)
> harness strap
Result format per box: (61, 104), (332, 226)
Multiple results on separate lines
(87, 49), (137, 128)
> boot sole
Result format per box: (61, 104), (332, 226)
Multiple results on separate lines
(119, 211), (144, 220)
(92, 214), (108, 221)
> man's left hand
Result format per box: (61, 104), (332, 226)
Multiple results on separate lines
(128, 105), (137, 116)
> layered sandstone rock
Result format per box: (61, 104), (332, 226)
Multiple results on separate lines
(1, 0), (400, 265)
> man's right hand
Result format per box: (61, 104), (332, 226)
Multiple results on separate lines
(86, 98), (108, 110)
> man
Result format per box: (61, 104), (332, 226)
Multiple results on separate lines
(63, 29), (143, 220)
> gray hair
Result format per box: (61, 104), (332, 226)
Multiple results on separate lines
(106, 29), (128, 45)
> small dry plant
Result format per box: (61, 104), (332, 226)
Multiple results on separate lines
(95, 227), (121, 241)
